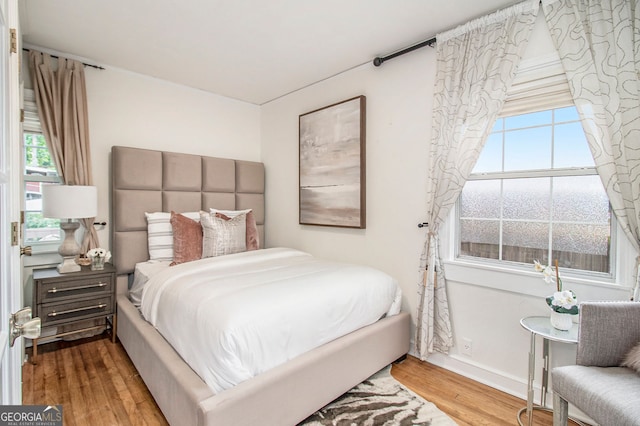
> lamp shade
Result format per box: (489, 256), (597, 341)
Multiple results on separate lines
(42, 185), (97, 219)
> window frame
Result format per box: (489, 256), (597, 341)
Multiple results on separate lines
(23, 90), (62, 253)
(456, 107), (615, 280)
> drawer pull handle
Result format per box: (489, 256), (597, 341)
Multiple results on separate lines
(48, 282), (107, 293)
(47, 304), (107, 317)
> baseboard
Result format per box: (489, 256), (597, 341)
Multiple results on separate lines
(408, 348), (594, 424)
(411, 349), (529, 400)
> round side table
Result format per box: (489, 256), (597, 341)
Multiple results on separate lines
(518, 316), (587, 426)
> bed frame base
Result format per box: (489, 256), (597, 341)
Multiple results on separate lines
(117, 277), (410, 426)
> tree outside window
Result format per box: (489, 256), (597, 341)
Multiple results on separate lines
(24, 133), (61, 244)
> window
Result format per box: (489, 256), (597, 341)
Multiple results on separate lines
(458, 106), (612, 275)
(23, 90), (61, 245)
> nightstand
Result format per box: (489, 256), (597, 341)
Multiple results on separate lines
(32, 263), (116, 363)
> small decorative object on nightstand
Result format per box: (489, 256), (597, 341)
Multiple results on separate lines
(32, 263), (116, 363)
(86, 248), (111, 271)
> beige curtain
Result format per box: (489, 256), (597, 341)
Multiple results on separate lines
(29, 51), (99, 253)
(416, 0), (539, 359)
(541, 0), (640, 299)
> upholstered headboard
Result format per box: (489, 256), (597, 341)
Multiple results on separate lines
(111, 146), (265, 275)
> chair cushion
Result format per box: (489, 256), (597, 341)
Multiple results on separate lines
(553, 365), (640, 426)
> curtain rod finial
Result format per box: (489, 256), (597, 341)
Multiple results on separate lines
(373, 57), (384, 67)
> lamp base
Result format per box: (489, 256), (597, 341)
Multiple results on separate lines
(57, 256), (81, 274)
(57, 220), (81, 274)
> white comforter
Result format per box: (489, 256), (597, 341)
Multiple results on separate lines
(140, 248), (401, 393)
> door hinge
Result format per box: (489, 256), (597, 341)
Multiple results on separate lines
(20, 109), (24, 123)
(10, 28), (17, 54)
(11, 222), (19, 246)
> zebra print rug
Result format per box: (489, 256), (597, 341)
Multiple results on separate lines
(299, 366), (457, 426)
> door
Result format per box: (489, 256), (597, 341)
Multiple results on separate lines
(0, 0), (23, 405)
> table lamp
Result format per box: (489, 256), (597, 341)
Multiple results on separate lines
(42, 184), (97, 273)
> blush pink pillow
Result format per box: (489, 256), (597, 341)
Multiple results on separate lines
(170, 211), (203, 266)
(245, 211), (259, 251)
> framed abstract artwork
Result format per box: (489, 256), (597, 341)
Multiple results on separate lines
(299, 96), (366, 228)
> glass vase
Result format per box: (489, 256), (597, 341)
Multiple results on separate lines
(91, 256), (105, 271)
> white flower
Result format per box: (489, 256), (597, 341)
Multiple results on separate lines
(533, 260), (562, 291)
(533, 260), (545, 272)
(86, 248), (111, 262)
(534, 260), (555, 283)
(551, 290), (577, 310)
(536, 260), (578, 314)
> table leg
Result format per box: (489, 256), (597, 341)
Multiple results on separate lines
(31, 338), (38, 365)
(111, 313), (117, 343)
(526, 331), (536, 426)
(541, 338), (549, 407)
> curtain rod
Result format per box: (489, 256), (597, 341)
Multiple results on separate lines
(373, 37), (436, 67)
(373, 0), (543, 66)
(22, 48), (105, 70)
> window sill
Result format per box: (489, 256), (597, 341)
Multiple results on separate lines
(23, 250), (61, 268)
(443, 258), (632, 301)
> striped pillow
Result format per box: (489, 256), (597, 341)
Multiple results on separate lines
(145, 211), (200, 261)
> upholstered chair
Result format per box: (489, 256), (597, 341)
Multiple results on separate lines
(552, 301), (640, 426)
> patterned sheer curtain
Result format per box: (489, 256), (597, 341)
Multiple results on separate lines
(29, 51), (100, 253)
(541, 0), (640, 299)
(416, 0), (539, 359)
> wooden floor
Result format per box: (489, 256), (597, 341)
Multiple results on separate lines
(23, 334), (168, 426)
(23, 333), (574, 425)
(392, 356), (565, 426)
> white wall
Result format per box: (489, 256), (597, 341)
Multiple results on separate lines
(85, 67), (261, 248)
(261, 13), (635, 410)
(262, 48), (433, 321)
(23, 53), (261, 256)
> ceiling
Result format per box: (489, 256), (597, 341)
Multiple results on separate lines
(20, 0), (516, 105)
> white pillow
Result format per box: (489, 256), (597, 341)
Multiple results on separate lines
(145, 211), (200, 261)
(200, 211), (247, 258)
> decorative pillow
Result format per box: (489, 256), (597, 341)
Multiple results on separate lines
(145, 211), (200, 261)
(621, 341), (640, 373)
(209, 208), (259, 250)
(200, 211), (247, 258)
(169, 211), (203, 266)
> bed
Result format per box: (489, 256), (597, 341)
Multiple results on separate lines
(111, 145), (411, 426)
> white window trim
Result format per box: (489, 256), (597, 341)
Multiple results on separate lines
(462, 111), (611, 278)
(443, 206), (635, 298)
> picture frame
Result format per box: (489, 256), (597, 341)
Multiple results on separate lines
(299, 96), (366, 228)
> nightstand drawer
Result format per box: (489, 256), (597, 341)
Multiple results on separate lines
(39, 296), (113, 326)
(37, 274), (113, 303)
